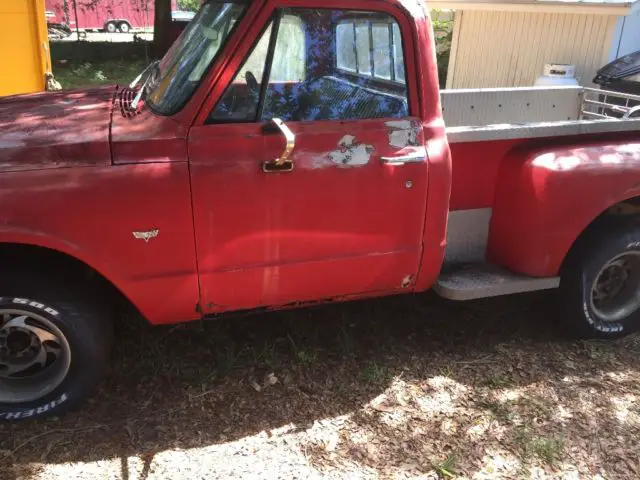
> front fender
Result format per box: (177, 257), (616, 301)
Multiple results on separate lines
(0, 164), (200, 324)
(488, 141), (640, 277)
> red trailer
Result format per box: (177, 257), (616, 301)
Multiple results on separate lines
(45, 0), (179, 33)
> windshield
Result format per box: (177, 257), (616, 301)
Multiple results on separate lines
(147, 1), (248, 115)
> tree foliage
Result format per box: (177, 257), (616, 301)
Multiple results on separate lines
(177, 0), (200, 11)
(431, 10), (454, 88)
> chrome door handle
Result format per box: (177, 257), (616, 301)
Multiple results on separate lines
(263, 118), (295, 173)
(380, 148), (426, 165)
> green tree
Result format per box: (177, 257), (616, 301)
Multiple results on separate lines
(177, 0), (200, 11)
(431, 10), (454, 88)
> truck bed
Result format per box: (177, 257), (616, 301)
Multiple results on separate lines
(438, 86), (640, 300)
(442, 86), (640, 143)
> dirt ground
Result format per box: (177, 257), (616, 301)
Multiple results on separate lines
(1, 290), (639, 479)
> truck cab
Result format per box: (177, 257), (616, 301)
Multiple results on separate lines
(0, 0), (639, 420)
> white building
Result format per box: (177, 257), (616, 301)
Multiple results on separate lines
(610, 0), (640, 59)
(429, 0), (637, 88)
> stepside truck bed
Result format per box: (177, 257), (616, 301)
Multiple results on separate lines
(436, 86), (640, 300)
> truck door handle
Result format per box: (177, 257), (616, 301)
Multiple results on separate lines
(380, 148), (427, 165)
(262, 118), (295, 173)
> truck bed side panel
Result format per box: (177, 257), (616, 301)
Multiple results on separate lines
(488, 141), (640, 277)
(448, 139), (521, 210)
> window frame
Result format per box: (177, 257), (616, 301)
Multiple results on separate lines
(206, 6), (414, 125)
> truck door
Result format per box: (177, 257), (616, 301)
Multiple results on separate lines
(188, 2), (428, 313)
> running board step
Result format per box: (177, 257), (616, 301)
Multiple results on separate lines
(434, 264), (560, 301)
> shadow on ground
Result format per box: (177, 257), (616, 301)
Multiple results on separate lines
(1, 291), (639, 478)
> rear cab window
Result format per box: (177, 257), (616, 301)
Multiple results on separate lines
(336, 19), (405, 84)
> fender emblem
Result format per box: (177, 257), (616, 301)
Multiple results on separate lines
(132, 229), (159, 243)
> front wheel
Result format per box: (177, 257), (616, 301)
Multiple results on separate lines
(0, 279), (112, 421)
(560, 223), (640, 338)
(118, 22), (131, 33)
(105, 21), (117, 33)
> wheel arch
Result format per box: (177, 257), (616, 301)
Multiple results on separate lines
(0, 239), (142, 322)
(488, 140), (640, 277)
(560, 195), (640, 270)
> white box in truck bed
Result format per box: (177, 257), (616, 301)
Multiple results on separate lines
(442, 86), (640, 143)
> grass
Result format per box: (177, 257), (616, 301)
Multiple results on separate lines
(53, 58), (147, 89)
(433, 454), (457, 478)
(361, 362), (386, 384)
(477, 398), (513, 423)
(531, 435), (565, 466)
(286, 333), (319, 365)
(484, 372), (514, 389)
(513, 426), (565, 467)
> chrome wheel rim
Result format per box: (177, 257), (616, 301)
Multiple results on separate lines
(590, 252), (640, 322)
(0, 309), (71, 403)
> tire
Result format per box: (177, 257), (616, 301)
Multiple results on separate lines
(560, 223), (640, 339)
(105, 21), (117, 34)
(118, 22), (131, 33)
(0, 277), (113, 421)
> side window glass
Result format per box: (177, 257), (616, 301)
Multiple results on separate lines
(261, 15), (307, 120)
(209, 22), (274, 122)
(210, 9), (409, 123)
(270, 15), (306, 82)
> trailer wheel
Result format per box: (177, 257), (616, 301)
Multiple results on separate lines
(105, 21), (117, 34)
(118, 21), (131, 33)
(0, 276), (113, 421)
(560, 223), (640, 338)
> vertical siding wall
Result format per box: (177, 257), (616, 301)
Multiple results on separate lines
(446, 10), (618, 88)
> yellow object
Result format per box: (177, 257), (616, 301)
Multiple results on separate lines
(0, 0), (53, 96)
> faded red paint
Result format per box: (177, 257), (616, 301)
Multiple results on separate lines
(189, 117), (430, 312)
(0, 0), (639, 325)
(0, 87), (114, 172)
(489, 141), (640, 277)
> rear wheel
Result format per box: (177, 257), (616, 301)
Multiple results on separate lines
(0, 277), (112, 421)
(105, 21), (117, 33)
(118, 21), (131, 33)
(561, 223), (640, 338)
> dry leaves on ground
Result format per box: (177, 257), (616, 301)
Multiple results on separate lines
(1, 291), (639, 479)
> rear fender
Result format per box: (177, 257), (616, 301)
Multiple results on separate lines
(488, 141), (640, 277)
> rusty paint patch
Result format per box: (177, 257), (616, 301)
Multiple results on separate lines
(385, 120), (421, 148)
(327, 135), (374, 167)
(401, 274), (414, 288)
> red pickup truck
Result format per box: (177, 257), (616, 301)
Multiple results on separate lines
(1, 0), (640, 421)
